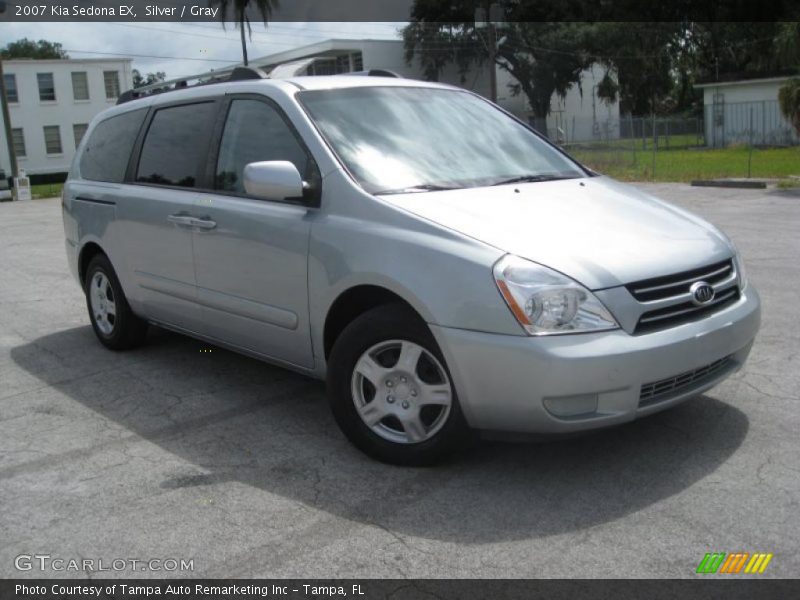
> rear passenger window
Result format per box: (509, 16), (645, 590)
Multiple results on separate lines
(215, 99), (313, 194)
(80, 108), (146, 182)
(136, 102), (216, 188)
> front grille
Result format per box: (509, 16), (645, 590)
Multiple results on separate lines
(627, 260), (740, 334)
(639, 355), (734, 407)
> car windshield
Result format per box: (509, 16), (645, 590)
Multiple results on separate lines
(299, 86), (586, 194)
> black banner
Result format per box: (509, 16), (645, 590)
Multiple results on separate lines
(1, 0), (799, 22)
(3, 580), (800, 600)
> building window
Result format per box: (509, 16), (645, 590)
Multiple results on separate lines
(71, 72), (90, 101)
(37, 73), (56, 101)
(312, 58), (341, 76)
(3, 74), (18, 103)
(73, 123), (89, 148)
(103, 71), (120, 99)
(43, 125), (63, 154)
(352, 52), (363, 72)
(335, 55), (350, 73)
(11, 128), (26, 158)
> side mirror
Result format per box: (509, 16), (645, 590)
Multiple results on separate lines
(243, 161), (305, 202)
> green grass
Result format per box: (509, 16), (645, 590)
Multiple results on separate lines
(565, 132), (704, 152)
(29, 182), (64, 199)
(570, 145), (800, 182)
(12, 145), (800, 195)
(777, 178), (800, 189)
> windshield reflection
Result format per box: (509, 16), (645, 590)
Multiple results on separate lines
(300, 86), (585, 194)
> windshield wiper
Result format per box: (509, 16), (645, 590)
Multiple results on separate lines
(374, 184), (460, 195)
(489, 174), (577, 186)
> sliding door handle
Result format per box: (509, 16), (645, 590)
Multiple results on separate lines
(192, 217), (217, 230)
(167, 214), (195, 227)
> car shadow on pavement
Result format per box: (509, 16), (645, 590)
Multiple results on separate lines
(10, 325), (749, 543)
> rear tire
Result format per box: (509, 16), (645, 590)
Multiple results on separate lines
(85, 254), (148, 350)
(327, 303), (471, 465)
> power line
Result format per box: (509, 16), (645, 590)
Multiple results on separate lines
(106, 22), (292, 46)
(403, 33), (781, 62)
(110, 22), (400, 44)
(104, 22), (400, 52)
(64, 48), (239, 63)
(182, 21), (402, 39)
(108, 22), (242, 41)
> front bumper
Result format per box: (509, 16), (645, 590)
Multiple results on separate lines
(431, 286), (760, 434)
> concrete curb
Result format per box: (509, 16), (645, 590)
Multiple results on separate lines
(690, 180), (768, 189)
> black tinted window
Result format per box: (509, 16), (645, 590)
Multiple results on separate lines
(137, 102), (216, 188)
(216, 99), (312, 193)
(80, 108), (147, 183)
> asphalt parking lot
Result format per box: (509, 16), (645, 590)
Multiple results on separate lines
(1, 183), (798, 579)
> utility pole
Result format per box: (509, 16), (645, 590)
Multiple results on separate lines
(487, 2), (497, 103)
(475, 2), (504, 104)
(0, 59), (19, 183)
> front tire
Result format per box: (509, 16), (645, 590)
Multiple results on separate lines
(327, 304), (471, 465)
(85, 254), (148, 350)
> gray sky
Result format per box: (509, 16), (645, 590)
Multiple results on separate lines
(2, 22), (405, 79)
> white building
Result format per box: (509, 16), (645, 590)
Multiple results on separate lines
(1, 58), (134, 176)
(497, 63), (620, 143)
(218, 39), (619, 141)
(695, 75), (799, 147)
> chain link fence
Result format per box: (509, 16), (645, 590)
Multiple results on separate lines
(532, 101), (798, 181)
(705, 100), (799, 148)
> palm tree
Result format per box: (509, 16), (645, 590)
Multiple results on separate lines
(210, 0), (279, 66)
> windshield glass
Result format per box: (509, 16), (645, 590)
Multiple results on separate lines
(299, 86), (585, 194)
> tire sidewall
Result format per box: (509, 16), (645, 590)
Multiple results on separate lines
(327, 305), (470, 465)
(84, 255), (136, 348)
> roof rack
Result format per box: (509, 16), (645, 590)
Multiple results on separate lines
(347, 69), (403, 78)
(116, 65), (403, 105)
(117, 66), (269, 105)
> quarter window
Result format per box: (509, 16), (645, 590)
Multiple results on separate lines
(73, 123), (88, 148)
(3, 74), (18, 103)
(37, 73), (56, 101)
(11, 128), (25, 157)
(43, 126), (63, 154)
(136, 102), (216, 188)
(71, 72), (90, 100)
(80, 108), (147, 182)
(215, 99), (313, 194)
(103, 71), (120, 99)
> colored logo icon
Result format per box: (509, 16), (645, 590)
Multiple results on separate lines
(696, 552), (773, 574)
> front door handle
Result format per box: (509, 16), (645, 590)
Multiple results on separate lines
(167, 214), (195, 227)
(191, 217), (217, 230)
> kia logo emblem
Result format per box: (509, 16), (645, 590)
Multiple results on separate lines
(690, 281), (715, 306)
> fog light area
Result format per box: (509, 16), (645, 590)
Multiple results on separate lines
(543, 393), (599, 418)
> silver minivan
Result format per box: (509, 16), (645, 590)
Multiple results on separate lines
(63, 72), (760, 464)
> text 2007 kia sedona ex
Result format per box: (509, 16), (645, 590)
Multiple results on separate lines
(62, 73), (760, 464)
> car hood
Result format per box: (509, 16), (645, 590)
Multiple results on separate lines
(382, 176), (733, 290)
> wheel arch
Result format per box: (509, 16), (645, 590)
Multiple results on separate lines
(323, 284), (428, 360)
(78, 241), (107, 288)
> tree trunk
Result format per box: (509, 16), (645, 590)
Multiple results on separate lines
(530, 111), (548, 138)
(239, 12), (248, 66)
(528, 92), (552, 138)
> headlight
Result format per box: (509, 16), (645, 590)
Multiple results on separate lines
(493, 255), (619, 336)
(732, 245), (748, 291)
(716, 230), (747, 292)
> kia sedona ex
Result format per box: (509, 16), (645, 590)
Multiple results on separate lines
(62, 72), (760, 465)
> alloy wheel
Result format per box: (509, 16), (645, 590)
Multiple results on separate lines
(351, 339), (453, 444)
